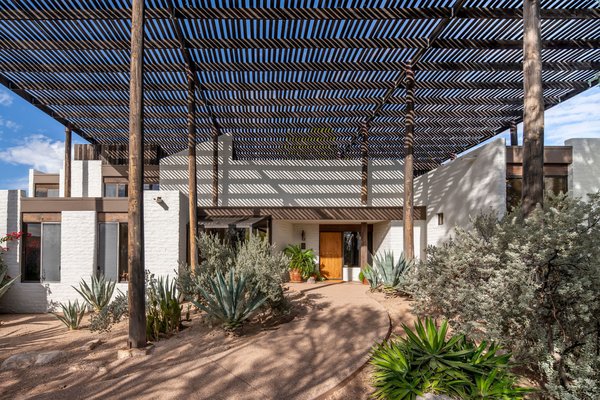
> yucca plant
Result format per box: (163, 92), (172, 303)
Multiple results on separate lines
(370, 318), (530, 400)
(0, 263), (18, 300)
(365, 251), (411, 291)
(146, 274), (182, 341)
(193, 269), (267, 331)
(73, 275), (116, 312)
(54, 300), (86, 330)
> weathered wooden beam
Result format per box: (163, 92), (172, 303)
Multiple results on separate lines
(63, 126), (71, 198)
(360, 121), (369, 206)
(403, 64), (415, 260)
(187, 75), (199, 271)
(2, 61), (598, 74)
(127, 0), (146, 349)
(1, 7), (596, 21)
(522, 0), (545, 216)
(2, 38), (597, 51)
(211, 125), (219, 207)
(510, 121), (518, 146)
(360, 222), (369, 272)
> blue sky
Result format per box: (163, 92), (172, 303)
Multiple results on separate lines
(0, 85), (599, 191)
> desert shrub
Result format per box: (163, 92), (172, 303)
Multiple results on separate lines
(408, 192), (600, 398)
(0, 263), (18, 300)
(361, 251), (411, 292)
(177, 232), (235, 300)
(193, 269), (267, 331)
(236, 235), (289, 307)
(371, 318), (528, 400)
(89, 290), (128, 333)
(54, 300), (86, 330)
(74, 275), (116, 312)
(178, 233), (288, 310)
(146, 272), (181, 341)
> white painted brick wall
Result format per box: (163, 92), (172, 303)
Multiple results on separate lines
(271, 220), (294, 253)
(71, 160), (102, 197)
(565, 139), (600, 200)
(28, 169), (35, 198)
(0, 190), (186, 313)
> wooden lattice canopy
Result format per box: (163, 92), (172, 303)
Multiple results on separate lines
(1, 1), (598, 173)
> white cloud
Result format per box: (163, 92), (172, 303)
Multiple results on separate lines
(0, 116), (21, 131)
(0, 134), (64, 173)
(0, 90), (12, 106)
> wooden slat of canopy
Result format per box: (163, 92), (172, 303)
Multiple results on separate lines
(0, 0), (598, 171)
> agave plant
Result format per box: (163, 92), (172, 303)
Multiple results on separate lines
(54, 300), (86, 330)
(73, 275), (116, 312)
(0, 263), (18, 300)
(146, 274), (181, 341)
(374, 251), (412, 290)
(193, 269), (267, 331)
(359, 264), (380, 289)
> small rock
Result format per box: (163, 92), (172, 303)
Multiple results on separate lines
(417, 394), (454, 400)
(35, 351), (65, 366)
(1, 353), (37, 370)
(79, 339), (102, 351)
(307, 277), (316, 284)
(117, 345), (154, 360)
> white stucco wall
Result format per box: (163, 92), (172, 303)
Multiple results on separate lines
(371, 220), (427, 261)
(160, 135), (406, 207)
(566, 138), (600, 200)
(416, 139), (507, 248)
(0, 190), (186, 313)
(71, 160), (102, 197)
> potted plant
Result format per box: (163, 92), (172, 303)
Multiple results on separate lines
(284, 244), (317, 283)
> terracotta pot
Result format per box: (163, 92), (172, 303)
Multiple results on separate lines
(289, 269), (303, 283)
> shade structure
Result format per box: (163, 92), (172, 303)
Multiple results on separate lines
(0, 1), (598, 174)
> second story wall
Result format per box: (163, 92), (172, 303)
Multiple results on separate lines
(160, 135), (412, 207)
(566, 138), (600, 200)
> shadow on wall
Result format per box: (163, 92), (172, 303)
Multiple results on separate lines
(159, 135), (407, 207)
(416, 139), (507, 246)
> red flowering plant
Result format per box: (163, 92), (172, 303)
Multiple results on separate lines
(1, 231), (29, 299)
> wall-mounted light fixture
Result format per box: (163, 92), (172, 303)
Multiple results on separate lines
(301, 230), (305, 242)
(153, 196), (164, 204)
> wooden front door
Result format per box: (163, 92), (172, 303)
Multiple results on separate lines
(319, 232), (343, 279)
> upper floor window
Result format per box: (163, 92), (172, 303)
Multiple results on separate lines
(35, 184), (59, 198)
(104, 183), (128, 198)
(143, 183), (160, 191)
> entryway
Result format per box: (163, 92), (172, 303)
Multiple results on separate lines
(319, 231), (343, 279)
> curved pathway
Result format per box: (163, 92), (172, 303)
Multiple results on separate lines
(34, 283), (389, 400)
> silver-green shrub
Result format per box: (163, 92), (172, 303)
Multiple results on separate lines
(235, 235), (289, 308)
(409, 192), (600, 398)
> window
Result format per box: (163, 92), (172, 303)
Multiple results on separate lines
(98, 222), (128, 282)
(143, 183), (160, 190)
(35, 184), (59, 198)
(104, 183), (128, 198)
(437, 213), (444, 225)
(22, 223), (61, 282)
(506, 176), (568, 211)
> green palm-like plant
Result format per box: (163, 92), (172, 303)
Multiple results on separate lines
(0, 264), (18, 299)
(193, 269), (267, 331)
(146, 275), (181, 340)
(54, 300), (86, 330)
(284, 244), (317, 279)
(370, 318), (530, 400)
(73, 275), (116, 312)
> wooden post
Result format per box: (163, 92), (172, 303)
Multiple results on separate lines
(211, 125), (219, 207)
(509, 121), (518, 146)
(403, 62), (415, 260)
(360, 222), (368, 271)
(187, 74), (199, 271)
(360, 121), (369, 206)
(127, 0), (146, 349)
(63, 126), (71, 198)
(522, 0), (545, 216)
